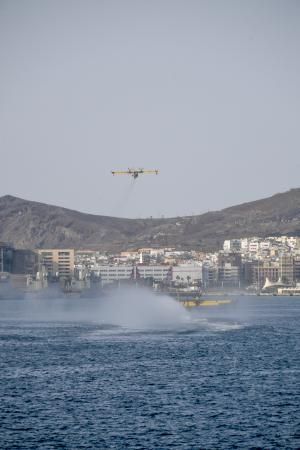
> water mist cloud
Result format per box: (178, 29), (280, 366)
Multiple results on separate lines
(99, 287), (190, 329)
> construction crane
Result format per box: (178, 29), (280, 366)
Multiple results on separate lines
(111, 168), (159, 179)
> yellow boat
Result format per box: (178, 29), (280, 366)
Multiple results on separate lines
(182, 299), (203, 308)
(181, 299), (232, 308)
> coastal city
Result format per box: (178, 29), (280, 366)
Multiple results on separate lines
(1, 235), (300, 297)
(2, 1), (300, 448)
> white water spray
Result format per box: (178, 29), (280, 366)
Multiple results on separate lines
(110, 177), (137, 216)
(99, 286), (190, 329)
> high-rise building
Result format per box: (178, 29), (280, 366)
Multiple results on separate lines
(202, 264), (218, 287)
(218, 263), (240, 286)
(279, 255), (294, 284)
(294, 256), (300, 282)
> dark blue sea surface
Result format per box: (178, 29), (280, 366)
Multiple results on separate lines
(0, 295), (299, 449)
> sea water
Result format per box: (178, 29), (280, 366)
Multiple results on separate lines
(0, 292), (299, 449)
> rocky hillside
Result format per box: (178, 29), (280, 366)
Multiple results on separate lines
(1, 189), (300, 251)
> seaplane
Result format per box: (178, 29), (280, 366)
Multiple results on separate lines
(111, 168), (159, 179)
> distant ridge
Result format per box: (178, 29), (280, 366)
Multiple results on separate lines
(1, 189), (300, 251)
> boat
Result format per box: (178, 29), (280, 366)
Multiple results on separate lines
(201, 299), (232, 306)
(181, 298), (233, 308)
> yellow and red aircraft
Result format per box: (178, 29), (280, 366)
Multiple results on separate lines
(111, 168), (159, 179)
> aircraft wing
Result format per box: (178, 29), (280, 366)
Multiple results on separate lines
(111, 171), (132, 175)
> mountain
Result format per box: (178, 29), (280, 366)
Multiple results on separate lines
(1, 189), (300, 251)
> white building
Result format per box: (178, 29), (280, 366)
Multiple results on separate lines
(172, 264), (202, 283)
(260, 241), (271, 250)
(223, 240), (231, 252)
(92, 265), (134, 284)
(223, 239), (241, 252)
(286, 237), (299, 249)
(241, 238), (249, 251)
(90, 264), (171, 284)
(137, 265), (171, 281)
(248, 241), (259, 253)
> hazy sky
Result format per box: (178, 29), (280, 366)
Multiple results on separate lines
(1, 0), (299, 218)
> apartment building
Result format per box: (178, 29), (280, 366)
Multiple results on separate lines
(202, 264), (218, 287)
(279, 255), (294, 284)
(38, 249), (75, 278)
(218, 263), (240, 286)
(223, 239), (241, 253)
